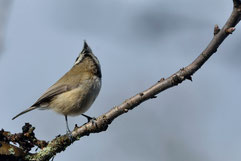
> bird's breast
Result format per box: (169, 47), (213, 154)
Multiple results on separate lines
(51, 76), (101, 116)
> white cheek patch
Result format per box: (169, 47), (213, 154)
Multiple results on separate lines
(75, 54), (84, 65)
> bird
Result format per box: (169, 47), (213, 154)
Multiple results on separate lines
(12, 41), (102, 133)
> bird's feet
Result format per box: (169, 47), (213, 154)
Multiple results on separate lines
(81, 114), (96, 122)
(81, 114), (97, 127)
(66, 128), (74, 141)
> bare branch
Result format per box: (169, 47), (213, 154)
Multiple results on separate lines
(21, 1), (241, 160)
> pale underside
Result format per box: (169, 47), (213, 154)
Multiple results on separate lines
(38, 76), (101, 116)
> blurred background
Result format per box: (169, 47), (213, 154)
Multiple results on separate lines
(0, 0), (241, 161)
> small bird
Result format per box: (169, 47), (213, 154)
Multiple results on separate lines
(12, 41), (102, 133)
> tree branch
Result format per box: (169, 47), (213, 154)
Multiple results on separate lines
(22, 1), (241, 160)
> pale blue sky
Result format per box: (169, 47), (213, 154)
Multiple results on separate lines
(0, 0), (241, 161)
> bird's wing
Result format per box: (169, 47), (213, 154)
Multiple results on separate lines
(32, 84), (70, 107)
(12, 85), (70, 120)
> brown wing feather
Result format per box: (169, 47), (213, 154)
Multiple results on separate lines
(32, 85), (69, 106)
(12, 85), (70, 120)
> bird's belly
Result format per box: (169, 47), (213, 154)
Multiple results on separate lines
(51, 77), (101, 116)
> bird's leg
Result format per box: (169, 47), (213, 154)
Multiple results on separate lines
(81, 114), (96, 122)
(65, 115), (71, 134)
(65, 115), (74, 141)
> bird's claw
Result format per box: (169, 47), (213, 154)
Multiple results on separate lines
(90, 117), (97, 125)
(66, 131), (74, 141)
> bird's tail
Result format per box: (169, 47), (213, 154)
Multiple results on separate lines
(12, 106), (38, 120)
